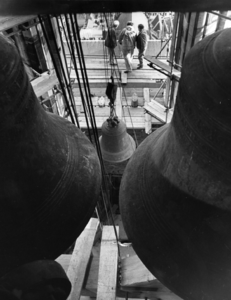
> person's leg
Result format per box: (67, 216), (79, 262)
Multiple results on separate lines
(137, 50), (144, 69)
(108, 48), (114, 64)
(130, 48), (134, 62)
(122, 48), (132, 71)
(138, 50), (142, 66)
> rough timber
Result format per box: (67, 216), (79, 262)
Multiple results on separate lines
(56, 218), (183, 300)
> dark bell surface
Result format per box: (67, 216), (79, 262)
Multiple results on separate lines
(119, 28), (231, 300)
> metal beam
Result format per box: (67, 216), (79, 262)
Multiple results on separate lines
(1, 0), (231, 15)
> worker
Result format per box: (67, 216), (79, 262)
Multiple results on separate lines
(118, 21), (137, 73)
(136, 24), (148, 69)
(105, 20), (120, 65)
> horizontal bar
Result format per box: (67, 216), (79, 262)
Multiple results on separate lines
(210, 10), (231, 21)
(1, 0), (231, 15)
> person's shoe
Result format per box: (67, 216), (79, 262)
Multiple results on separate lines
(137, 65), (143, 69)
(124, 70), (131, 73)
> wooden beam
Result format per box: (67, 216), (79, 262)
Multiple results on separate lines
(0, 16), (36, 31)
(67, 218), (99, 300)
(121, 71), (127, 85)
(96, 226), (119, 300)
(31, 71), (58, 97)
(2, 0), (231, 15)
(143, 88), (152, 134)
(145, 56), (181, 80)
(144, 99), (173, 124)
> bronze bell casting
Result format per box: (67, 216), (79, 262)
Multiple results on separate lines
(99, 119), (136, 163)
(119, 28), (231, 300)
(0, 34), (101, 277)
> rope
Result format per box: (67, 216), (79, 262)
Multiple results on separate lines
(38, 15), (76, 125)
(55, 15), (79, 127)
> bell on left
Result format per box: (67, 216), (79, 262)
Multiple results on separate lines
(0, 34), (101, 277)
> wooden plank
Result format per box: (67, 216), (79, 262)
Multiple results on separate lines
(115, 87), (122, 119)
(78, 115), (161, 129)
(145, 56), (181, 80)
(56, 249), (183, 300)
(96, 226), (119, 300)
(166, 108), (174, 123)
(73, 86), (164, 97)
(144, 99), (168, 123)
(0, 15), (36, 31)
(31, 72), (59, 97)
(143, 88), (152, 134)
(78, 119), (145, 129)
(78, 106), (146, 119)
(74, 94), (163, 105)
(67, 218), (99, 300)
(70, 71), (167, 79)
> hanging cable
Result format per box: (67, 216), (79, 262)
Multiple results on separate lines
(55, 15), (80, 127)
(38, 15), (76, 125)
(69, 14), (112, 230)
(45, 15), (79, 126)
(59, 15), (75, 70)
(103, 12), (139, 147)
(73, 15), (121, 256)
(64, 14), (92, 139)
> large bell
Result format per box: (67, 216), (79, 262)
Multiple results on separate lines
(99, 119), (136, 163)
(119, 28), (231, 300)
(0, 34), (101, 277)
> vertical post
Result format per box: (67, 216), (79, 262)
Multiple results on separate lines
(165, 12), (179, 108)
(178, 12), (190, 66)
(216, 11), (228, 31)
(143, 88), (152, 134)
(116, 87), (123, 120)
(164, 77), (172, 108)
(194, 12), (206, 45)
(185, 12), (198, 55)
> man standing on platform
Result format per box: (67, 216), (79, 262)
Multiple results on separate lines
(105, 20), (120, 65)
(118, 21), (136, 73)
(136, 24), (148, 69)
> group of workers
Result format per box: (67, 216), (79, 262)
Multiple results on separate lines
(104, 20), (148, 73)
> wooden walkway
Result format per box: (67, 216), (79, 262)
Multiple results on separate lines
(56, 218), (183, 300)
(69, 56), (173, 131)
(31, 56), (175, 131)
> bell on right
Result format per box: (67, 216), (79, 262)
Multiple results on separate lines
(119, 28), (231, 300)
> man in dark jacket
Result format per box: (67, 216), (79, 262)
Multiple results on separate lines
(136, 24), (148, 69)
(105, 20), (120, 65)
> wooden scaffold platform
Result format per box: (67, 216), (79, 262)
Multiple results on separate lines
(56, 218), (183, 300)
